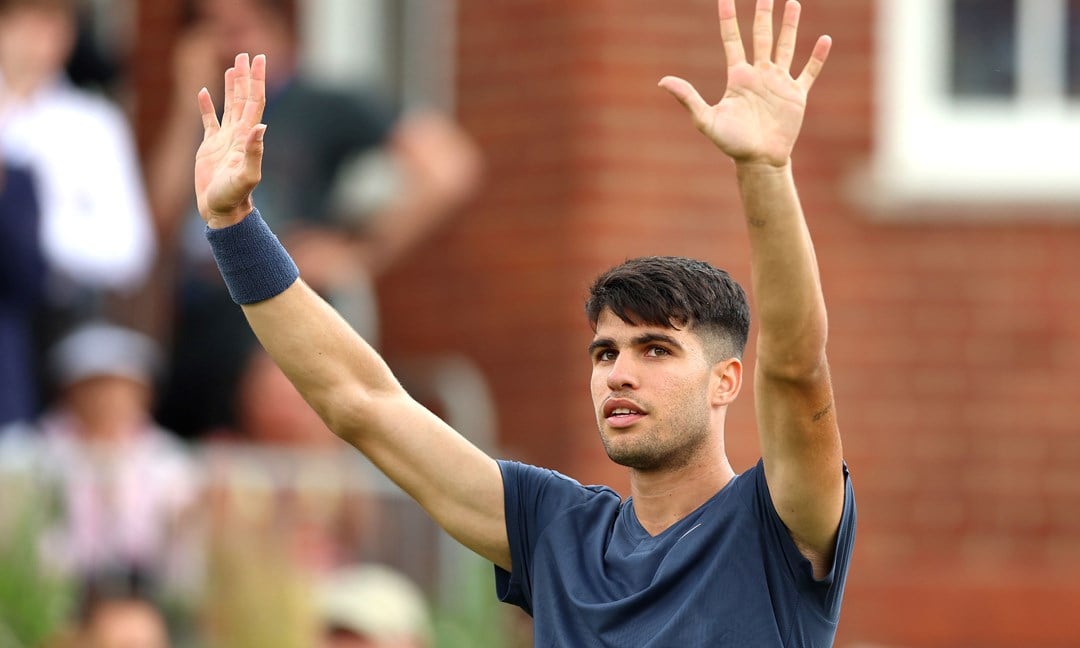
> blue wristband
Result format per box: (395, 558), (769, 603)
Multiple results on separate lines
(205, 209), (300, 305)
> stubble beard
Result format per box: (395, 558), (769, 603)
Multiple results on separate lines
(598, 409), (712, 473)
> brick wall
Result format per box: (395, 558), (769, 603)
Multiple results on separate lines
(133, 1), (1080, 645)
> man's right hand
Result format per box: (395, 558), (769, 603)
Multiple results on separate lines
(195, 52), (267, 229)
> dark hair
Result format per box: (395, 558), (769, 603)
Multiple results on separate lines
(585, 256), (750, 358)
(76, 568), (161, 626)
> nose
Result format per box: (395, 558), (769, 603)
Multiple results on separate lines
(606, 353), (639, 391)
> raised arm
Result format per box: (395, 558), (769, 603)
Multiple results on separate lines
(660, 0), (843, 576)
(193, 53), (510, 570)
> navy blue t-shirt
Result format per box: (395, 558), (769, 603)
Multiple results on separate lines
(496, 459), (856, 647)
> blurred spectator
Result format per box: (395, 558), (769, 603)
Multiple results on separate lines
(235, 348), (339, 447)
(64, 3), (124, 97)
(0, 323), (199, 583)
(0, 159), (45, 426)
(70, 578), (171, 648)
(318, 564), (433, 648)
(149, 0), (482, 440)
(79, 598), (170, 648)
(0, 0), (154, 335)
(203, 348), (381, 575)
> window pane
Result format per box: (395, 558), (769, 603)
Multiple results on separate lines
(951, 0), (1017, 97)
(1070, 0), (1080, 96)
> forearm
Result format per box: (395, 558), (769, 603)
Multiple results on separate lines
(242, 279), (403, 436)
(736, 161), (827, 378)
(206, 210), (401, 439)
(242, 276), (511, 569)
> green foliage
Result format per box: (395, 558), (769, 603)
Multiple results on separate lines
(432, 547), (522, 648)
(0, 475), (74, 648)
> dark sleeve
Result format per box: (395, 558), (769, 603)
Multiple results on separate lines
(747, 459), (857, 620)
(494, 460), (597, 615)
(0, 165), (46, 306)
(319, 86), (400, 162)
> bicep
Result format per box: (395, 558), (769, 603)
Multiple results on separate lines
(755, 361), (845, 567)
(341, 390), (511, 571)
(243, 283), (511, 570)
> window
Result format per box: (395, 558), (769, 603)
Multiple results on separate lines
(874, 0), (1080, 204)
(297, 0), (456, 111)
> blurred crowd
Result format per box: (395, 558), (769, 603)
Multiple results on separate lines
(0, 0), (485, 645)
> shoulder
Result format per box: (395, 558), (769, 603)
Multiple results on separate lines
(42, 83), (128, 128)
(498, 459), (621, 516)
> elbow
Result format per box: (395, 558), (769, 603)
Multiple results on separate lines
(311, 382), (403, 445)
(756, 320), (829, 383)
(757, 352), (830, 385)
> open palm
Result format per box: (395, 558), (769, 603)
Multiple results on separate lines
(194, 53), (268, 229)
(660, 0), (831, 167)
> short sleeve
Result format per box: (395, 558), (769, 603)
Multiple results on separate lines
(494, 460), (613, 614)
(746, 460), (857, 620)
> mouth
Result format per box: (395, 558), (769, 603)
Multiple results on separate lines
(602, 398), (647, 428)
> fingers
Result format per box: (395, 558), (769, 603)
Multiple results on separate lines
(240, 54), (267, 127)
(774, 0), (801, 72)
(218, 53), (267, 131)
(752, 0), (774, 66)
(221, 66), (236, 125)
(796, 34), (832, 93)
(658, 76), (710, 128)
(197, 87), (219, 136)
(717, 0), (746, 67)
(243, 123), (267, 180)
(230, 53), (249, 126)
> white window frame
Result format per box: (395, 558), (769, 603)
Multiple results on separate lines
(873, 0), (1080, 205)
(297, 0), (457, 112)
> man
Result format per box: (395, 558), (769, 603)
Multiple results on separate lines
(76, 586), (171, 648)
(194, 0), (855, 644)
(151, 0), (481, 438)
(318, 564), (433, 648)
(0, 323), (198, 581)
(0, 0), (154, 298)
(0, 159), (44, 426)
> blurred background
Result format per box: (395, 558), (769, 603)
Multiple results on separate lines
(1, 0), (1079, 646)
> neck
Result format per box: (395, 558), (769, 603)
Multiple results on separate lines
(1, 70), (39, 100)
(70, 408), (145, 445)
(628, 448), (735, 537)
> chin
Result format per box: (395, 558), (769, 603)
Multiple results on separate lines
(601, 437), (662, 471)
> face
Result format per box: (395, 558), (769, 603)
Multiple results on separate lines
(63, 375), (152, 441)
(238, 351), (336, 446)
(322, 628), (426, 648)
(0, 6), (74, 82)
(85, 601), (169, 648)
(195, 0), (289, 69)
(589, 309), (720, 472)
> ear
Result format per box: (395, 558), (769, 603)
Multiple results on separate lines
(709, 357), (742, 407)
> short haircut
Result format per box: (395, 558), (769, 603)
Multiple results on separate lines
(585, 256), (750, 359)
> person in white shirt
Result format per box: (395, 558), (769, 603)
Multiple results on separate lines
(0, 323), (199, 580)
(0, 0), (154, 301)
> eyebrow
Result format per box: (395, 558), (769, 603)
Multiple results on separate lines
(587, 332), (683, 355)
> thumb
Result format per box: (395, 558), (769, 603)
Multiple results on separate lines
(658, 76), (710, 124)
(242, 124), (266, 180)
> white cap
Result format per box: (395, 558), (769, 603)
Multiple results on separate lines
(318, 564), (432, 645)
(49, 323), (161, 388)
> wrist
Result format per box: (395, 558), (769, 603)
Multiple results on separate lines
(734, 158), (792, 175)
(205, 208), (300, 304)
(204, 198), (256, 230)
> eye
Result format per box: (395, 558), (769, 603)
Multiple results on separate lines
(644, 345), (670, 358)
(593, 349), (617, 363)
